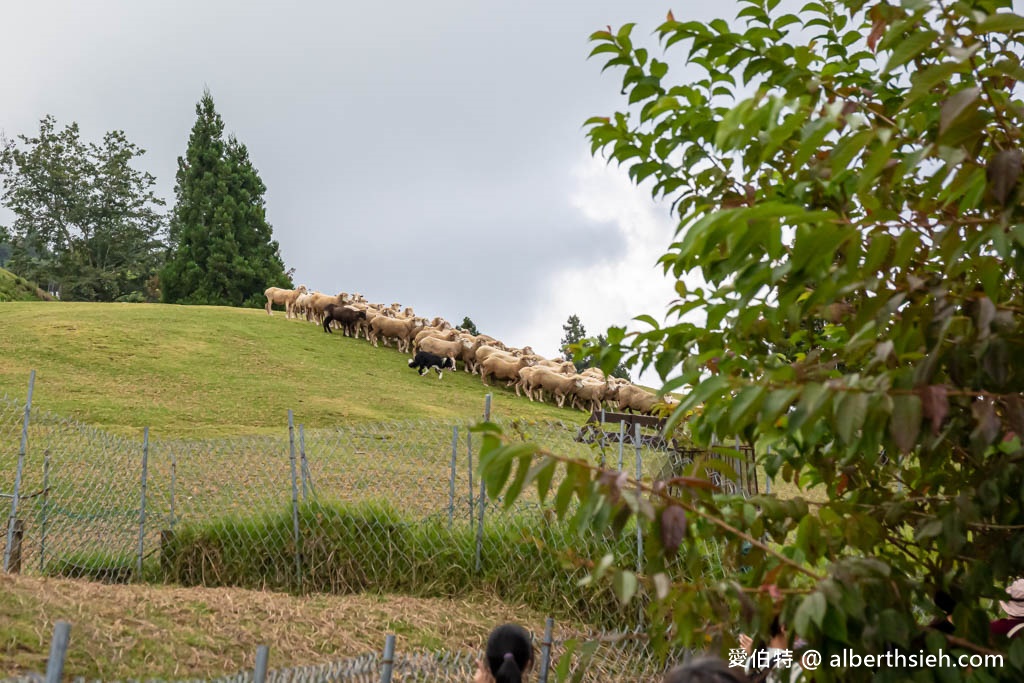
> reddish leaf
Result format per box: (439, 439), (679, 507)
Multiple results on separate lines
(1003, 394), (1024, 437)
(890, 394), (922, 455)
(660, 505), (688, 558)
(836, 473), (849, 496)
(867, 6), (886, 52)
(667, 9), (675, 22)
(918, 385), (949, 435)
(986, 149), (1022, 207)
(971, 398), (1000, 447)
(939, 87), (980, 135)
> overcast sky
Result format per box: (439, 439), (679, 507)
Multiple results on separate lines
(1, 1), (740, 383)
(11, 1), (1016, 385)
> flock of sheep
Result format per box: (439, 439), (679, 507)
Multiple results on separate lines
(264, 285), (676, 416)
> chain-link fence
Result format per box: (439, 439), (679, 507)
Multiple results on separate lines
(2, 375), (754, 661)
(4, 619), (691, 683)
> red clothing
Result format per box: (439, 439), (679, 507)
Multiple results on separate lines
(990, 618), (1024, 638)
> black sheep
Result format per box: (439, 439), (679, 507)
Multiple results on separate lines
(322, 304), (367, 336)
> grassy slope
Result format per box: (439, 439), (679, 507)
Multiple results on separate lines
(0, 268), (51, 302)
(0, 302), (583, 437)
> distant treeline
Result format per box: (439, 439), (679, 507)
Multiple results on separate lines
(0, 90), (291, 304)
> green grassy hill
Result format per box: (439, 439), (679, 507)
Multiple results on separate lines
(0, 268), (52, 302)
(0, 302), (585, 437)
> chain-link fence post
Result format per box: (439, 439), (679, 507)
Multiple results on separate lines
(467, 430), (474, 527)
(475, 395), (491, 574)
(617, 421), (625, 471)
(299, 424), (309, 502)
(288, 410), (302, 587)
(39, 452), (50, 572)
(380, 633), (396, 683)
(538, 616), (554, 683)
(45, 620), (71, 683)
(170, 450), (177, 530)
(475, 475), (485, 574)
(4, 369), (34, 574)
(254, 645), (269, 683)
(634, 423), (643, 578)
(136, 427), (149, 579)
(449, 427), (457, 529)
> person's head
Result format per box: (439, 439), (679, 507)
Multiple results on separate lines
(482, 623), (534, 683)
(663, 656), (746, 683)
(934, 589), (956, 616)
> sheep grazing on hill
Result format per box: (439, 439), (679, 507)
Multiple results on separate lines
(408, 351), (455, 379)
(264, 285), (308, 318)
(532, 368), (584, 408)
(370, 315), (425, 353)
(417, 336), (465, 366)
(322, 304), (367, 336)
(616, 384), (661, 415)
(480, 355), (533, 387)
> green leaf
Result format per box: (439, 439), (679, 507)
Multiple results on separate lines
(730, 384), (766, 431)
(588, 43), (623, 58)
(502, 453), (534, 510)
(975, 12), (1024, 34)
(533, 458), (557, 501)
(612, 569), (639, 606)
(835, 391), (868, 444)
(761, 386), (801, 425)
(901, 61), (962, 109)
(555, 470), (577, 519)
(592, 552), (616, 582)
(890, 394), (922, 455)
(882, 30), (937, 74)
(794, 592), (828, 635)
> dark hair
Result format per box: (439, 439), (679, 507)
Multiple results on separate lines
(663, 656), (746, 683)
(934, 589), (957, 615)
(485, 623), (534, 683)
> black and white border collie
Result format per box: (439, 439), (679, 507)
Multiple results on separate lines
(408, 351), (456, 379)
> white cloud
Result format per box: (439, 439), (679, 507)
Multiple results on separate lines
(512, 155), (682, 386)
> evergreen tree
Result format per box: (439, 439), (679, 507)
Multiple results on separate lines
(560, 314), (588, 372)
(162, 91), (291, 306)
(460, 316), (479, 335)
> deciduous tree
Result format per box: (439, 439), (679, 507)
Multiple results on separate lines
(0, 116), (165, 300)
(478, 1), (1024, 680)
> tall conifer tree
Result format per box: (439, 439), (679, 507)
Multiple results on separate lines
(162, 91), (291, 305)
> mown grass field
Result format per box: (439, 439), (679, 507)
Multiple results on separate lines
(0, 301), (586, 437)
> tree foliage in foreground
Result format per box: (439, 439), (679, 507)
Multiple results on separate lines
(0, 116), (166, 301)
(162, 91), (292, 306)
(561, 314), (631, 379)
(478, 1), (1024, 680)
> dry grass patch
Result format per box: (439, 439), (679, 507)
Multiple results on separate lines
(0, 572), (573, 680)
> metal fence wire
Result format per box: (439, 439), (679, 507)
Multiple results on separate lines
(2, 383), (752, 678)
(2, 623), (690, 683)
